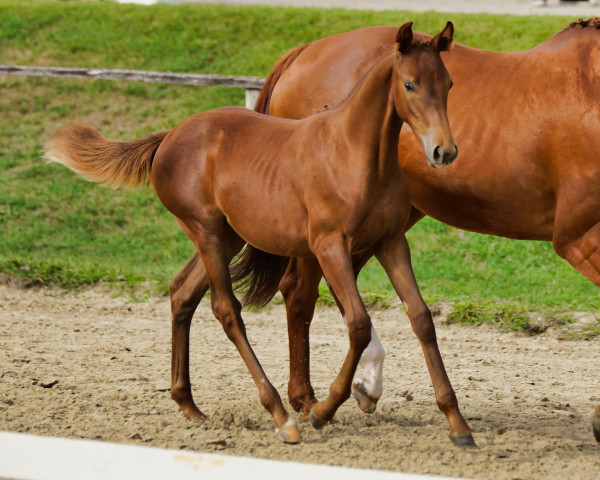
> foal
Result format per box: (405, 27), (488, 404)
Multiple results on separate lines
(46, 22), (472, 445)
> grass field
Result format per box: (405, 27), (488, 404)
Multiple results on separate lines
(1, 0), (598, 329)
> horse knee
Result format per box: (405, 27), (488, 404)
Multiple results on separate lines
(410, 307), (437, 344)
(348, 312), (372, 352)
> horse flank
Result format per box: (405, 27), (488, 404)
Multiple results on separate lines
(44, 124), (167, 189)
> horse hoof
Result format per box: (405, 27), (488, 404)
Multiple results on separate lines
(276, 418), (301, 444)
(591, 406), (600, 442)
(182, 406), (207, 421)
(352, 382), (378, 414)
(309, 409), (328, 430)
(450, 432), (477, 448)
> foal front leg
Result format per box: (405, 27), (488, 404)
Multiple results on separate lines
(283, 254), (386, 417)
(349, 250), (386, 413)
(374, 233), (475, 447)
(308, 235), (373, 428)
(196, 235), (299, 444)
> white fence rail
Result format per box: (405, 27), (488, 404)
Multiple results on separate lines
(0, 64), (265, 109)
(0, 431), (464, 480)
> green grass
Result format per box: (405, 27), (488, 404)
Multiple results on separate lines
(1, 1), (598, 330)
(446, 301), (572, 335)
(566, 319), (600, 340)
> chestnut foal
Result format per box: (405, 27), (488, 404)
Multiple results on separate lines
(46, 22), (473, 445)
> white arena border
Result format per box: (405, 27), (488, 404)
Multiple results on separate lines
(0, 431), (466, 480)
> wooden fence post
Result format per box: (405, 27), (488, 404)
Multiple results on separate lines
(245, 88), (261, 109)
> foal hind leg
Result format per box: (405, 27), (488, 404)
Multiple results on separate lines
(193, 226), (299, 443)
(279, 257), (321, 419)
(169, 252), (209, 420)
(374, 233), (474, 447)
(553, 221), (600, 442)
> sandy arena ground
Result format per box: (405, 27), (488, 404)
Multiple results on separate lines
(0, 282), (598, 479)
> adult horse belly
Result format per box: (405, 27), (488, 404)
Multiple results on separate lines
(399, 141), (556, 241)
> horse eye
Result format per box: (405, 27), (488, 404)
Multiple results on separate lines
(404, 81), (415, 92)
(449, 81), (454, 90)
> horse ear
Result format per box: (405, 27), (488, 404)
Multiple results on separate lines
(395, 22), (414, 54)
(431, 21), (454, 52)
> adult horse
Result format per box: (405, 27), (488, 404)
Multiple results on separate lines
(168, 18), (600, 443)
(46, 23), (474, 445)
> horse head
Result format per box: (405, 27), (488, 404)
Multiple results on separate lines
(392, 21), (457, 168)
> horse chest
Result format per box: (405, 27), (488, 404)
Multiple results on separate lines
(307, 168), (410, 246)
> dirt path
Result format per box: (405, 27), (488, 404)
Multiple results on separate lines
(1, 283), (598, 479)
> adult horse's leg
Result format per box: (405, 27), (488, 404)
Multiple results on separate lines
(169, 252), (209, 420)
(308, 235), (373, 428)
(192, 225), (300, 443)
(553, 220), (600, 442)
(279, 257), (321, 418)
(374, 232), (474, 447)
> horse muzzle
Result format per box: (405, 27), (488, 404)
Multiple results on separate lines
(429, 144), (458, 168)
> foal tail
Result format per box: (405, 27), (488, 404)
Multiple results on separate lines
(44, 124), (168, 188)
(230, 246), (289, 308)
(229, 43), (311, 308)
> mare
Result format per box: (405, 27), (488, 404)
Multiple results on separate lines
(45, 23), (475, 445)
(168, 18), (600, 444)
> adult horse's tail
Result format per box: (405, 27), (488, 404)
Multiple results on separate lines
(254, 43), (310, 114)
(231, 43), (310, 308)
(44, 124), (168, 188)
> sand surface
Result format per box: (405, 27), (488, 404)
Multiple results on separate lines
(1, 283), (599, 479)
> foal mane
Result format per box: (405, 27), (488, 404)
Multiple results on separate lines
(329, 40), (436, 112)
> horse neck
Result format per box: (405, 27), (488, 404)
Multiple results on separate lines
(338, 52), (403, 178)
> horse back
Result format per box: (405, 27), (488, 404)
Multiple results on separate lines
(266, 22), (600, 241)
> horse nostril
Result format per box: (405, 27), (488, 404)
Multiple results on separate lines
(445, 145), (458, 164)
(433, 146), (442, 162)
